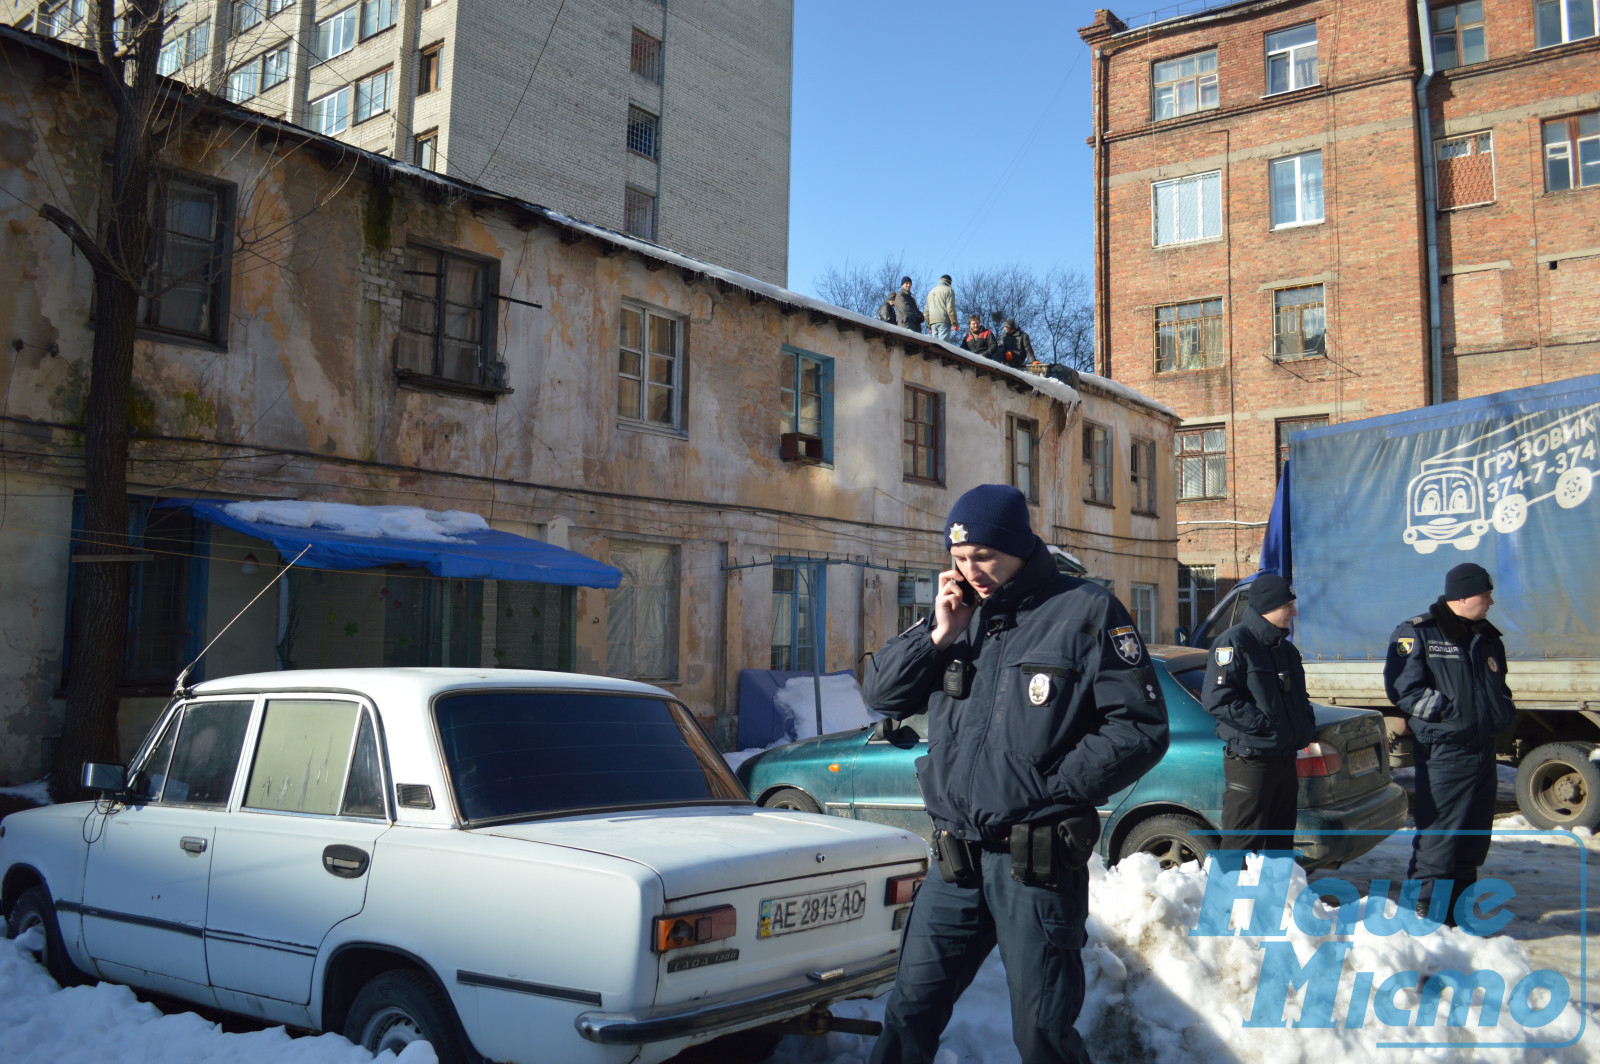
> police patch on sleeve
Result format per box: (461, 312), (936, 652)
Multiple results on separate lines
(1214, 646), (1234, 666)
(1109, 625), (1143, 665)
(1396, 637), (1415, 656)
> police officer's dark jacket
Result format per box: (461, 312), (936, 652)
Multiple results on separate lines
(1201, 606), (1316, 757)
(1384, 598), (1516, 748)
(861, 540), (1170, 842)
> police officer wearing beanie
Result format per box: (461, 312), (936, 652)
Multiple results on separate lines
(1201, 574), (1316, 853)
(863, 484), (1169, 1064)
(1384, 562), (1516, 925)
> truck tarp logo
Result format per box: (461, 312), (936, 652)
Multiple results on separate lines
(1403, 403), (1597, 554)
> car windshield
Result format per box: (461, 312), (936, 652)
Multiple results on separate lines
(435, 690), (749, 824)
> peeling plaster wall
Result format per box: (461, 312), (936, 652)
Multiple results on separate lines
(0, 42), (1177, 775)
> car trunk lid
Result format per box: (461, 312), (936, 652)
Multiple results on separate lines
(1300, 704), (1392, 807)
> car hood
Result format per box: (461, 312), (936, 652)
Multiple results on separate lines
(475, 805), (924, 900)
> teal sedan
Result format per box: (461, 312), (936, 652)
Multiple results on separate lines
(735, 647), (1408, 871)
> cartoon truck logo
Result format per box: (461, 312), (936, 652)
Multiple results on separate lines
(1404, 402), (1597, 553)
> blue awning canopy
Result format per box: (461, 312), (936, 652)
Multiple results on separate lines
(169, 500), (621, 588)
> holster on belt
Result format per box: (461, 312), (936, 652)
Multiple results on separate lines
(1009, 809), (1102, 888)
(932, 828), (981, 887)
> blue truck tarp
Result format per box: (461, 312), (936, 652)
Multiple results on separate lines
(1287, 374), (1600, 663)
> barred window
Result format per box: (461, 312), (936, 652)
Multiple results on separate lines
(1176, 427), (1226, 500)
(623, 187), (656, 239)
(1274, 284), (1326, 360)
(1431, 1), (1487, 68)
(1152, 50), (1217, 120)
(1154, 298), (1225, 372)
(1152, 171), (1221, 245)
(627, 107), (659, 158)
(631, 29), (662, 83)
(1436, 132), (1495, 208)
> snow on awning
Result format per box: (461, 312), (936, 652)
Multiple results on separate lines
(169, 500), (621, 588)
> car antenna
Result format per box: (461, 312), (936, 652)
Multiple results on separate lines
(172, 543), (312, 698)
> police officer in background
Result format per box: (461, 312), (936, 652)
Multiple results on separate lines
(863, 484), (1169, 1064)
(1384, 562), (1516, 925)
(1201, 574), (1316, 852)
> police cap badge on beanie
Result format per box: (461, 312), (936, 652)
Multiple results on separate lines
(1444, 562), (1493, 599)
(944, 484), (1035, 558)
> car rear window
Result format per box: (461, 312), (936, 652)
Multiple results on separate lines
(1170, 667), (1206, 700)
(435, 691), (749, 823)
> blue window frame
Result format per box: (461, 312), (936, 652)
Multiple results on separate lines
(779, 345), (834, 463)
(771, 558), (826, 671)
(63, 496), (210, 693)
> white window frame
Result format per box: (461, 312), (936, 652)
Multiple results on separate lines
(355, 68), (393, 123)
(1152, 49), (1218, 120)
(227, 62), (260, 102)
(261, 44), (291, 90)
(623, 187), (656, 239)
(315, 6), (358, 61)
(359, 0), (396, 39)
(1543, 112), (1600, 191)
(1131, 583), (1157, 643)
(157, 39), (183, 75)
(1176, 426), (1227, 501)
(1535, 0), (1598, 47)
(1265, 22), (1319, 94)
(310, 86), (351, 135)
(1269, 150), (1324, 228)
(185, 22), (208, 63)
(233, 0), (263, 33)
(1151, 170), (1222, 246)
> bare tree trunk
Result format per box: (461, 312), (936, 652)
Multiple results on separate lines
(47, 0), (163, 801)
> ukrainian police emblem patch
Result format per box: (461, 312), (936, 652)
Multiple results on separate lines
(1396, 637), (1415, 656)
(1109, 626), (1142, 665)
(1214, 647), (1234, 666)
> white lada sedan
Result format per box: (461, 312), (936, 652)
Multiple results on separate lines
(0, 669), (927, 1064)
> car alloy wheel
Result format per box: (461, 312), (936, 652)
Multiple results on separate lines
(344, 968), (466, 1064)
(1120, 813), (1216, 871)
(762, 787), (821, 814)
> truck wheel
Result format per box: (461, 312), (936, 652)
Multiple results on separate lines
(1119, 814), (1216, 870)
(1413, 541), (1438, 555)
(1490, 494), (1527, 534)
(761, 787), (821, 814)
(1451, 535), (1480, 551)
(344, 968), (467, 1064)
(1515, 742), (1600, 831)
(6, 885), (90, 987)
(1555, 468), (1592, 509)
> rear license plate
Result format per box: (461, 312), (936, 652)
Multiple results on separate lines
(758, 882), (866, 938)
(1348, 744), (1380, 777)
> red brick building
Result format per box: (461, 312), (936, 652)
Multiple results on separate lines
(1079, 0), (1599, 628)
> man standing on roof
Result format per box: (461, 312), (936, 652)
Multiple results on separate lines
(895, 277), (925, 334)
(1384, 562), (1516, 925)
(863, 484), (1169, 1064)
(926, 274), (957, 342)
(1201, 574), (1315, 853)
(961, 314), (996, 359)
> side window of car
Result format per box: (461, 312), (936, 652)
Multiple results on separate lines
(160, 701), (255, 805)
(341, 712), (387, 818)
(127, 713), (180, 801)
(244, 699), (367, 817)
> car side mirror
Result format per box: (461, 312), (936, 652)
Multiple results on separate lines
(1174, 626), (1190, 646)
(870, 719), (892, 741)
(81, 762), (125, 793)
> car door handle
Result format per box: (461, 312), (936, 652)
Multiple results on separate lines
(322, 844), (370, 879)
(180, 836), (208, 855)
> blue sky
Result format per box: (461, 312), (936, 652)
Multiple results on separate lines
(785, 0), (1114, 296)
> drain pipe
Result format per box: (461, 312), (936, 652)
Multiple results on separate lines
(1415, 0), (1444, 405)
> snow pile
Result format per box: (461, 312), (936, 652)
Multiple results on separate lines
(0, 779), (51, 805)
(0, 933), (434, 1064)
(223, 502), (490, 542)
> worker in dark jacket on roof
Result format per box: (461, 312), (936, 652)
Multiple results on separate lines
(1201, 574), (1316, 853)
(877, 294), (898, 325)
(894, 277), (925, 333)
(863, 484), (1169, 1064)
(1384, 562), (1516, 926)
(996, 318), (1035, 367)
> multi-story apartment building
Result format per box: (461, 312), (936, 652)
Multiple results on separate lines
(0, 26), (1178, 782)
(7, 0), (793, 283)
(1080, 0), (1599, 626)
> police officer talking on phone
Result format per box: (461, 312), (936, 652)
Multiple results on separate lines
(862, 484), (1169, 1064)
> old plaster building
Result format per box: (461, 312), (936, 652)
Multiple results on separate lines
(1079, 0), (1599, 623)
(0, 27), (1178, 785)
(5, 0), (794, 283)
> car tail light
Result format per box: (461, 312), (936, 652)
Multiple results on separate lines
(885, 873), (925, 906)
(653, 906), (736, 953)
(1296, 741), (1343, 778)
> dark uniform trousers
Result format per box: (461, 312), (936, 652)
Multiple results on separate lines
(869, 851), (1090, 1064)
(1409, 739), (1497, 919)
(1221, 751), (1299, 852)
